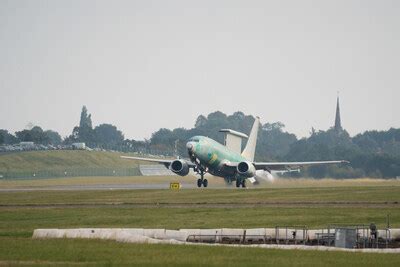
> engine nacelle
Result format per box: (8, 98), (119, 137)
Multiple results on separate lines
(170, 159), (190, 176)
(237, 161), (256, 177)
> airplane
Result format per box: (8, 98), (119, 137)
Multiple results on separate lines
(121, 117), (349, 188)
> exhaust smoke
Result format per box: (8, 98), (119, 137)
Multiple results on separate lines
(255, 170), (275, 182)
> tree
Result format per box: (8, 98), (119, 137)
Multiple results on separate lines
(15, 126), (51, 144)
(31, 126), (48, 143)
(231, 111), (245, 120)
(15, 129), (32, 142)
(195, 115), (207, 128)
(94, 124), (124, 147)
(66, 106), (95, 145)
(353, 128), (400, 157)
(120, 139), (148, 153)
(78, 106), (94, 143)
(44, 130), (62, 145)
(309, 127), (317, 137)
(257, 122), (297, 160)
(228, 112), (253, 134)
(263, 122), (285, 132)
(207, 111), (228, 128)
(79, 106), (92, 129)
(0, 130), (17, 144)
(151, 128), (175, 145)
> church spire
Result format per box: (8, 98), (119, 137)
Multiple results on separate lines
(334, 93), (342, 132)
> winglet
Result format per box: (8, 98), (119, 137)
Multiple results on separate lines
(241, 117), (260, 162)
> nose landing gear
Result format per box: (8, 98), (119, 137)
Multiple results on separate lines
(196, 170), (208, 188)
(197, 178), (208, 188)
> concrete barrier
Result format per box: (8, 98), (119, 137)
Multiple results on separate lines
(180, 229), (222, 242)
(144, 229), (166, 239)
(221, 228), (244, 242)
(95, 228), (122, 240)
(390, 229), (400, 240)
(291, 229), (307, 241)
(275, 228), (290, 241)
(201, 229), (222, 242)
(265, 228), (276, 239)
(122, 228), (145, 236)
(165, 230), (188, 242)
(115, 233), (149, 243)
(33, 229), (65, 239)
(180, 229), (201, 242)
(245, 228), (266, 243)
(32, 227), (400, 243)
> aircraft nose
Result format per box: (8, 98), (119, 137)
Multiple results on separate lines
(186, 142), (194, 152)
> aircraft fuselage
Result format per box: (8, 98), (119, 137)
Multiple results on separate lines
(186, 136), (247, 179)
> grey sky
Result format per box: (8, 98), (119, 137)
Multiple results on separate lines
(0, 0), (399, 140)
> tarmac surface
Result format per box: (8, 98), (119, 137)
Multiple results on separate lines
(0, 183), (204, 192)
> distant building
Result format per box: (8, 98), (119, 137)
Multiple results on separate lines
(72, 142), (86, 150)
(19, 142), (34, 147)
(334, 96), (343, 133)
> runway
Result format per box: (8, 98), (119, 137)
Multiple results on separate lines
(0, 183), (205, 192)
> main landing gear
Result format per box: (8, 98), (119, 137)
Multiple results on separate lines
(197, 170), (208, 188)
(236, 179), (246, 188)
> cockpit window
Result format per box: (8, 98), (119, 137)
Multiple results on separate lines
(189, 137), (200, 142)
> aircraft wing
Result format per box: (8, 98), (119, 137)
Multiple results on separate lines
(120, 156), (195, 168)
(252, 160), (349, 171)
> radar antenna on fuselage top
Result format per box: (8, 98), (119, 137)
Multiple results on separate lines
(219, 129), (248, 154)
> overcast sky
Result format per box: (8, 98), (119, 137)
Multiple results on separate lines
(0, 0), (399, 140)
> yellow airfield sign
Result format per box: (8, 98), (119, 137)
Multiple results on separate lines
(170, 182), (181, 190)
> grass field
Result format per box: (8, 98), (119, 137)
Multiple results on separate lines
(1, 151), (400, 266)
(2, 238), (400, 267)
(1, 184), (400, 266)
(0, 150), (142, 172)
(1, 239), (400, 267)
(1, 184), (400, 205)
(2, 205), (400, 237)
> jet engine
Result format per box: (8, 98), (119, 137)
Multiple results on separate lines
(170, 159), (190, 176)
(237, 161), (256, 177)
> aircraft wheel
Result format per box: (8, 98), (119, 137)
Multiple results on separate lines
(241, 180), (246, 188)
(197, 179), (202, 188)
(203, 179), (208, 188)
(236, 179), (241, 188)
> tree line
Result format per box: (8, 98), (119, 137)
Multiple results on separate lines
(1, 107), (399, 178)
(1, 107), (147, 155)
(147, 111), (400, 179)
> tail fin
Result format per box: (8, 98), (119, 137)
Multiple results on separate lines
(241, 117), (260, 161)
